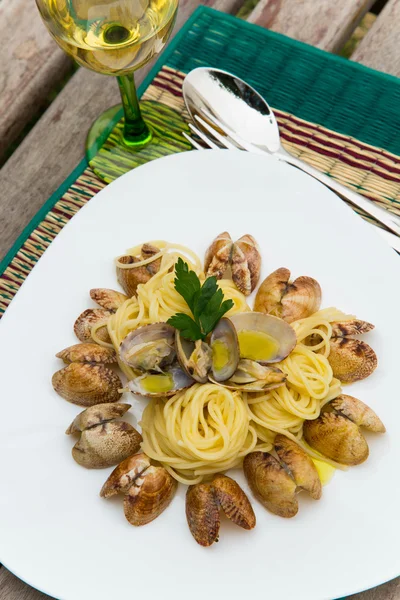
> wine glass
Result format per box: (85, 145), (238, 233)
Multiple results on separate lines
(36, 0), (191, 182)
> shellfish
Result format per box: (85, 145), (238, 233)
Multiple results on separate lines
(90, 288), (128, 311)
(65, 402), (131, 435)
(254, 268), (321, 323)
(52, 363), (122, 406)
(74, 308), (112, 344)
(124, 465), (177, 526)
(71, 421), (142, 469)
(56, 343), (117, 365)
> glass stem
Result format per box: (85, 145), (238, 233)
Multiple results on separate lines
(117, 73), (151, 145)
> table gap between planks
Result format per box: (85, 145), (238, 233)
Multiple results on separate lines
(0, 0), (399, 599)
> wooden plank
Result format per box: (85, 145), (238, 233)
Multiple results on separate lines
(0, 0), (241, 261)
(0, 0), (73, 161)
(0, 568), (52, 600)
(351, 0), (400, 77)
(247, 0), (375, 53)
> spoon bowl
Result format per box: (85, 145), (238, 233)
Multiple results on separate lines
(183, 67), (282, 153)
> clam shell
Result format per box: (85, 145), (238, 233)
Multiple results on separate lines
(254, 268), (321, 323)
(328, 338), (377, 383)
(210, 318), (239, 382)
(66, 402), (131, 435)
(186, 483), (220, 546)
(116, 249), (161, 297)
(212, 362), (286, 392)
(303, 412), (369, 466)
(72, 421), (142, 469)
(141, 243), (162, 274)
(229, 312), (296, 363)
(281, 276), (321, 323)
(90, 288), (128, 311)
(331, 320), (374, 338)
(119, 323), (176, 371)
(74, 308), (112, 344)
(243, 452), (298, 518)
(330, 395), (386, 433)
(56, 343), (117, 364)
(204, 231), (232, 280)
(176, 333), (212, 384)
(231, 234), (261, 296)
(254, 268), (290, 315)
(124, 465), (177, 526)
(128, 365), (194, 397)
(100, 453), (151, 498)
(52, 363), (122, 406)
(274, 435), (322, 500)
(212, 475), (256, 530)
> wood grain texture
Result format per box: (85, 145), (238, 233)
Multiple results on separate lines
(247, 0), (375, 52)
(0, 0), (240, 261)
(351, 0), (400, 76)
(0, 0), (73, 161)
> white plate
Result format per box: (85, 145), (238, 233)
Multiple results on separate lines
(0, 150), (399, 600)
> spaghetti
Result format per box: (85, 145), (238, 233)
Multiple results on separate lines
(96, 241), (356, 483)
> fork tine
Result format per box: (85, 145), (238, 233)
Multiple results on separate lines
(188, 123), (219, 149)
(194, 115), (238, 150)
(200, 108), (266, 155)
(182, 131), (205, 150)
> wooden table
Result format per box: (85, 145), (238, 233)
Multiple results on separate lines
(1, 0), (399, 598)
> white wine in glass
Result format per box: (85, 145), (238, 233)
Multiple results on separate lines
(36, 0), (190, 182)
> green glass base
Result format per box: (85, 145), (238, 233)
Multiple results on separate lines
(86, 100), (192, 183)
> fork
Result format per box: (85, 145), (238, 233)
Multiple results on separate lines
(183, 114), (400, 252)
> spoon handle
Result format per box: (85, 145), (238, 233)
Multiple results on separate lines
(277, 151), (400, 237)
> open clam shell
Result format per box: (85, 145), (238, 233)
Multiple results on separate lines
(243, 452), (298, 518)
(65, 402), (131, 435)
(52, 363), (122, 406)
(328, 338), (377, 383)
(229, 312), (296, 364)
(90, 288), (128, 311)
(119, 323), (176, 371)
(175, 333), (212, 384)
(74, 308), (112, 344)
(72, 421), (142, 469)
(124, 465), (177, 526)
(210, 318), (239, 382)
(211, 360), (286, 392)
(303, 412), (369, 466)
(274, 435), (322, 500)
(128, 364), (194, 397)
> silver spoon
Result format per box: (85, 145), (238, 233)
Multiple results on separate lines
(183, 67), (400, 237)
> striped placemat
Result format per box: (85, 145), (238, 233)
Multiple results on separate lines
(1, 8), (400, 318)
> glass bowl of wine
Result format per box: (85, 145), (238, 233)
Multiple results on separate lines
(36, 0), (191, 182)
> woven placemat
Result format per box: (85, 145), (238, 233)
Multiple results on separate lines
(1, 7), (399, 318)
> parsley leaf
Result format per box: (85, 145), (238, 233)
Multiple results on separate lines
(167, 313), (203, 342)
(167, 260), (234, 341)
(173, 258), (200, 314)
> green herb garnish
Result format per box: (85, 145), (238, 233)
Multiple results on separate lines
(167, 258), (234, 341)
